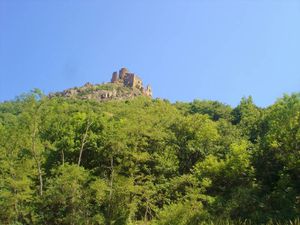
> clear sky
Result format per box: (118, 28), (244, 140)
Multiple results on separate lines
(1, 0), (300, 107)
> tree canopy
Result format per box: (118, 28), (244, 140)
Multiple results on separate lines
(0, 93), (299, 225)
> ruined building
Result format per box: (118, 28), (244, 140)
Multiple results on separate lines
(50, 67), (153, 101)
(111, 67), (152, 97)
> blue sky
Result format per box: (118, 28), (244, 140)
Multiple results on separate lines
(1, 0), (300, 106)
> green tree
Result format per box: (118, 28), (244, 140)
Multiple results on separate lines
(41, 164), (93, 225)
(254, 94), (300, 221)
(194, 140), (256, 219)
(232, 96), (262, 142)
(171, 114), (220, 174)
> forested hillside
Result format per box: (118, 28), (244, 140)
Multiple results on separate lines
(0, 90), (299, 225)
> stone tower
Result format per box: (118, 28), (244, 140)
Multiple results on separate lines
(119, 68), (129, 79)
(111, 71), (118, 83)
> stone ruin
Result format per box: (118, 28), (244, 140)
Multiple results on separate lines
(49, 67), (153, 101)
(111, 67), (152, 97)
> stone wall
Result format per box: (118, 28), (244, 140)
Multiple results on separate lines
(123, 73), (143, 89)
(132, 75), (143, 89)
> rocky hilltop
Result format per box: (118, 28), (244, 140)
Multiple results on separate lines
(50, 68), (152, 101)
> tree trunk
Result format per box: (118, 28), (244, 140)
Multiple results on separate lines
(78, 121), (92, 166)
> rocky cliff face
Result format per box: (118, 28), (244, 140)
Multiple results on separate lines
(50, 68), (152, 101)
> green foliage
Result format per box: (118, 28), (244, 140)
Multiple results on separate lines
(0, 92), (299, 224)
(253, 94), (300, 221)
(40, 164), (92, 224)
(152, 201), (208, 225)
(171, 114), (220, 174)
(175, 99), (233, 121)
(232, 96), (262, 142)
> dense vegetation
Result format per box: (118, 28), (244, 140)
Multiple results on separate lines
(0, 90), (299, 225)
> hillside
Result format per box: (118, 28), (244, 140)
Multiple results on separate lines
(0, 84), (299, 224)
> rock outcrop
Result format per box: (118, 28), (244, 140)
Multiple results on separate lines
(50, 68), (152, 101)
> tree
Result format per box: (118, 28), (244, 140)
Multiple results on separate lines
(171, 114), (220, 174)
(0, 102), (36, 224)
(253, 94), (300, 221)
(193, 140), (256, 219)
(189, 99), (233, 121)
(232, 96), (262, 142)
(18, 90), (48, 196)
(41, 164), (93, 225)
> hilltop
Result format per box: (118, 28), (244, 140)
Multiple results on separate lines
(50, 67), (152, 101)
